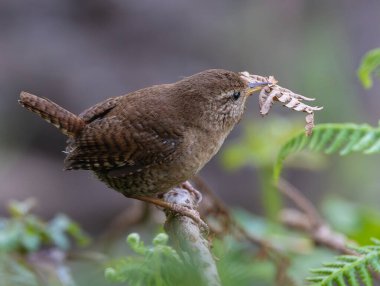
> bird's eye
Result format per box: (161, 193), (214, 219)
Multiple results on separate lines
(232, 91), (241, 100)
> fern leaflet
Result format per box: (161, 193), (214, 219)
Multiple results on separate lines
(357, 47), (380, 89)
(273, 123), (380, 183)
(307, 239), (380, 286)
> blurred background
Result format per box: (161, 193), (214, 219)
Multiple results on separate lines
(1, 0), (380, 236)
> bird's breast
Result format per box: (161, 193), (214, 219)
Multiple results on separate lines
(178, 127), (228, 175)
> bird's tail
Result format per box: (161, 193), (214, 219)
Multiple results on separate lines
(19, 91), (85, 138)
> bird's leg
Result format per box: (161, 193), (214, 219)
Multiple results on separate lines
(128, 192), (208, 232)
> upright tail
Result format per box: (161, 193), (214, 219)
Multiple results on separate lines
(19, 91), (85, 138)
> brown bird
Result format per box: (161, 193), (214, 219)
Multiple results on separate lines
(19, 69), (269, 219)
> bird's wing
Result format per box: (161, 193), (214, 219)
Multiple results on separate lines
(63, 115), (184, 174)
(78, 96), (122, 123)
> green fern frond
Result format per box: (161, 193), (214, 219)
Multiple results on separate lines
(273, 123), (380, 183)
(357, 47), (380, 89)
(307, 239), (380, 285)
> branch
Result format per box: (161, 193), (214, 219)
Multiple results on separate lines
(278, 178), (355, 255)
(192, 176), (281, 251)
(163, 187), (221, 286)
(192, 176), (295, 286)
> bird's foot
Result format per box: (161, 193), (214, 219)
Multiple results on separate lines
(180, 181), (202, 206)
(163, 187), (208, 233)
(130, 188), (208, 233)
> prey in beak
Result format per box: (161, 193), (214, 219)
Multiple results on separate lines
(239, 71), (278, 96)
(247, 82), (271, 96)
(238, 71), (323, 136)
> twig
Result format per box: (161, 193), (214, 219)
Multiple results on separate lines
(277, 178), (355, 255)
(192, 176), (295, 286)
(193, 176), (279, 250)
(278, 178), (323, 227)
(163, 187), (221, 286)
(279, 179), (380, 280)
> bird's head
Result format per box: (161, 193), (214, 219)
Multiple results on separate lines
(177, 69), (270, 131)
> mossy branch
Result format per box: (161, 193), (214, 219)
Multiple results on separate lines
(163, 187), (221, 286)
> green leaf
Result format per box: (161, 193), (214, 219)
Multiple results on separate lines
(106, 233), (191, 285)
(20, 228), (41, 252)
(65, 219), (90, 247)
(0, 253), (39, 286)
(307, 239), (380, 286)
(0, 221), (22, 252)
(273, 123), (380, 183)
(48, 214), (90, 250)
(127, 233), (147, 255)
(357, 48), (380, 89)
(0, 200), (89, 253)
(7, 199), (36, 218)
(152, 233), (169, 246)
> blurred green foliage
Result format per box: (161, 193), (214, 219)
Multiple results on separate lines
(222, 116), (324, 219)
(323, 197), (380, 245)
(105, 233), (201, 286)
(307, 238), (380, 286)
(104, 210), (351, 286)
(273, 122), (380, 183)
(0, 199), (90, 286)
(105, 231), (278, 286)
(0, 253), (39, 286)
(0, 199), (89, 253)
(357, 48), (380, 89)
(222, 116), (311, 170)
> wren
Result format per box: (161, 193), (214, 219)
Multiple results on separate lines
(19, 69), (269, 211)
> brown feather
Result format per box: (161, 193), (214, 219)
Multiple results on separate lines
(19, 91), (84, 137)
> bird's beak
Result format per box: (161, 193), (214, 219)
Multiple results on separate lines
(239, 71), (272, 96)
(246, 82), (270, 96)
